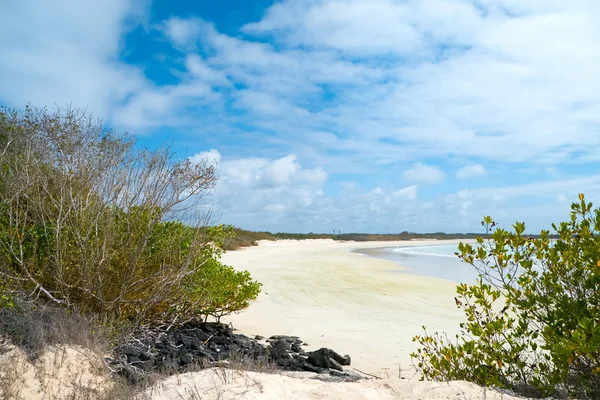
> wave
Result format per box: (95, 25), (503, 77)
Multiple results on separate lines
(391, 246), (457, 259)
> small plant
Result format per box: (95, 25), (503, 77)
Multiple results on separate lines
(412, 194), (600, 398)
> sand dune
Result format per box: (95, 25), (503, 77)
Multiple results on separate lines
(142, 368), (521, 400)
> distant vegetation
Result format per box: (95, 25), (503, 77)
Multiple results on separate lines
(412, 194), (600, 399)
(222, 229), (497, 251)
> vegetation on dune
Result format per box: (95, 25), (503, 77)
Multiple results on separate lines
(222, 229), (503, 250)
(412, 194), (600, 399)
(0, 106), (260, 326)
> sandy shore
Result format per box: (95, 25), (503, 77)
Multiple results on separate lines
(2, 238), (524, 400)
(222, 239), (469, 377)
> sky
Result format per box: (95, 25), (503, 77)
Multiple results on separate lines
(2, 0), (600, 233)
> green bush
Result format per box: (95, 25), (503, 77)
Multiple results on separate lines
(412, 194), (600, 398)
(0, 106), (260, 325)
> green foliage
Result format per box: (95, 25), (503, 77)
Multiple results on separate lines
(0, 282), (15, 310)
(412, 194), (600, 398)
(0, 106), (260, 325)
(184, 256), (262, 322)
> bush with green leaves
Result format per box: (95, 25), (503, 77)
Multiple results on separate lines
(0, 106), (260, 324)
(412, 194), (600, 399)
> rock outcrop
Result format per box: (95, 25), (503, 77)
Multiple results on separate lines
(107, 322), (356, 383)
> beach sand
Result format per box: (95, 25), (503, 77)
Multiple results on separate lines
(222, 239), (468, 377)
(2, 239), (524, 400)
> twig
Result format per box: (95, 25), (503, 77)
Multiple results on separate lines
(203, 334), (214, 345)
(353, 368), (382, 379)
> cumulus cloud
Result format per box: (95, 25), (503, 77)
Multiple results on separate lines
(402, 163), (445, 184)
(190, 151), (328, 227)
(0, 0), (147, 118)
(162, 17), (205, 48)
(4, 0), (600, 232)
(189, 149), (222, 167)
(393, 185), (418, 200)
(456, 164), (487, 178)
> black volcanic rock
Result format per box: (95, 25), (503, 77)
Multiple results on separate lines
(109, 321), (354, 383)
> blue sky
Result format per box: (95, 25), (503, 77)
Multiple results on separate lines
(3, 0), (600, 233)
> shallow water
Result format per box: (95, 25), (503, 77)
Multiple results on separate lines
(361, 244), (481, 284)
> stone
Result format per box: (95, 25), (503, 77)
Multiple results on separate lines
(268, 339), (291, 361)
(110, 321), (355, 381)
(269, 335), (299, 342)
(181, 353), (194, 365)
(118, 345), (141, 358)
(291, 343), (303, 353)
(306, 348), (351, 371)
(166, 344), (180, 355)
(211, 335), (230, 345)
(142, 359), (155, 371)
(128, 356), (142, 364)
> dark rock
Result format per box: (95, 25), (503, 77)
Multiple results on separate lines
(194, 331), (212, 342)
(300, 360), (323, 373)
(118, 345), (142, 358)
(268, 339), (291, 361)
(188, 337), (203, 350)
(196, 348), (216, 361)
(181, 353), (194, 365)
(128, 356), (142, 364)
(179, 335), (193, 347)
(254, 335), (264, 340)
(291, 343), (304, 353)
(110, 322), (355, 382)
(342, 355), (351, 366)
(329, 358), (344, 372)
(202, 324), (218, 335)
(269, 335), (299, 343)
(142, 359), (155, 371)
(211, 335), (230, 345)
(321, 370), (362, 382)
(166, 344), (180, 355)
(306, 348), (351, 371)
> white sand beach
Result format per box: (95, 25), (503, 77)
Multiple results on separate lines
(144, 237), (522, 400)
(222, 239), (469, 377)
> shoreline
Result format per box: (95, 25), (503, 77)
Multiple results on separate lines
(221, 239), (467, 376)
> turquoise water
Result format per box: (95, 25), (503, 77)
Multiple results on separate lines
(365, 244), (481, 284)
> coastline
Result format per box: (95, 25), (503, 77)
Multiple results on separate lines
(221, 239), (468, 376)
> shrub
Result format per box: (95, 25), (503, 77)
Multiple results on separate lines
(0, 106), (260, 325)
(412, 194), (600, 399)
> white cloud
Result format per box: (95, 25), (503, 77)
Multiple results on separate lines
(393, 185), (418, 200)
(456, 164), (487, 178)
(162, 17), (206, 49)
(190, 149), (222, 167)
(203, 152), (328, 228)
(244, 0), (423, 55)
(402, 163), (445, 184)
(556, 193), (568, 203)
(238, 0), (600, 165)
(5, 0), (600, 233)
(0, 0), (148, 118)
(197, 147), (600, 233)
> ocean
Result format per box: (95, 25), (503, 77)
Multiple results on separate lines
(361, 243), (482, 284)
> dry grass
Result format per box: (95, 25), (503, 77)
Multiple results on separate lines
(0, 299), (133, 400)
(0, 298), (112, 359)
(0, 298), (280, 400)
